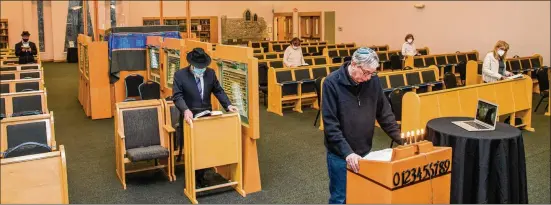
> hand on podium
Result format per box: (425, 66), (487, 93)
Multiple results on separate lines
(228, 105), (239, 113)
(184, 109), (194, 128)
(346, 153), (362, 173)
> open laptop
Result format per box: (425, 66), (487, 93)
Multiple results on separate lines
(452, 99), (498, 131)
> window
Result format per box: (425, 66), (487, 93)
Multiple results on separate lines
(37, 0), (45, 52)
(110, 0), (116, 28)
(64, 0), (94, 52)
(253, 14), (258, 22)
(244, 9), (251, 21)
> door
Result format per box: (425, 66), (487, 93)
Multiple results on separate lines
(274, 13), (293, 41)
(299, 12), (322, 41)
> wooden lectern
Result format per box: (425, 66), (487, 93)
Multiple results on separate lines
(347, 141), (452, 204)
(183, 112), (245, 204)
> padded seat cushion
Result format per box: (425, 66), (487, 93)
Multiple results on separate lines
(126, 145), (169, 162)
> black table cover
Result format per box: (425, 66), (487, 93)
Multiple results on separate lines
(66, 47), (78, 63)
(426, 117), (528, 204)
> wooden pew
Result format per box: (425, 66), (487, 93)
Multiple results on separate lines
(505, 54), (544, 93)
(378, 66), (444, 95)
(267, 64), (340, 116)
(0, 112), (57, 155)
(0, 63), (41, 71)
(0, 69), (43, 81)
(0, 78), (45, 94)
(404, 50), (479, 79)
(1, 145), (69, 204)
(401, 76), (534, 133)
(0, 90), (48, 118)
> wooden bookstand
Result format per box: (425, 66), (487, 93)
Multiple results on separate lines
(183, 113), (245, 204)
(78, 34), (111, 119)
(0, 145), (69, 204)
(159, 38), (186, 98)
(347, 142), (452, 204)
(211, 44), (261, 194)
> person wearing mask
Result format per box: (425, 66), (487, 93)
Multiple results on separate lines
(172, 47), (239, 188)
(283, 37), (307, 67)
(401, 34), (418, 57)
(482, 40), (513, 83)
(15, 31), (38, 64)
(322, 47), (403, 204)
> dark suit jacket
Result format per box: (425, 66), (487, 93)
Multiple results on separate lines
(172, 66), (232, 115)
(15, 41), (38, 64)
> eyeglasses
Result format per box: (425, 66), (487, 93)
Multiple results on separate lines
(356, 65), (378, 76)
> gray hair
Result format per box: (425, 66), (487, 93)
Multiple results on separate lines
(351, 47), (380, 69)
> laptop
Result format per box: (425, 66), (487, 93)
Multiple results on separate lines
(452, 99), (498, 131)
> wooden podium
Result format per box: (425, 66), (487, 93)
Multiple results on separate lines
(347, 141), (452, 204)
(183, 112), (245, 204)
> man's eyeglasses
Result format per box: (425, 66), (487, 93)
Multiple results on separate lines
(356, 66), (378, 76)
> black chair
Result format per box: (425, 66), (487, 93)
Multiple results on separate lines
(314, 57), (327, 65)
(424, 57), (436, 67)
(125, 74), (144, 100)
(270, 60), (284, 69)
(12, 95), (43, 117)
(0, 98), (5, 119)
(1, 84), (9, 94)
(329, 66), (340, 73)
(418, 49), (428, 56)
(405, 73), (428, 93)
(2, 142), (51, 158)
(390, 54), (402, 71)
(443, 72), (458, 89)
(294, 69), (315, 94)
(421, 70), (444, 91)
(1, 74), (15, 80)
(414, 58), (425, 68)
(313, 77), (324, 127)
(16, 82), (39, 92)
(139, 81), (161, 100)
(456, 61), (467, 83)
(534, 67), (549, 112)
(258, 63), (269, 106)
(343, 56), (352, 63)
(0, 66), (16, 71)
(389, 88), (406, 121)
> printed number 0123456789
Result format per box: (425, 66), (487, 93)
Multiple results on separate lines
(392, 159), (451, 188)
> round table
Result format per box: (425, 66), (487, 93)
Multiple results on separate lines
(426, 117), (528, 204)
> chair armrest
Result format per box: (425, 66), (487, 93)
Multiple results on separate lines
(163, 124), (175, 133)
(280, 81), (299, 85)
(301, 79), (315, 83)
(118, 129), (125, 139)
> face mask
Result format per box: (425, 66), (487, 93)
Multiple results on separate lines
(22, 39), (29, 42)
(407, 39), (413, 43)
(293, 45), (299, 50)
(193, 67), (206, 76)
(497, 49), (505, 57)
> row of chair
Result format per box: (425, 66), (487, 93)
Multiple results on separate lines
(325, 47), (430, 71)
(249, 40), (326, 51)
(266, 64), (341, 116)
(407, 50), (479, 69)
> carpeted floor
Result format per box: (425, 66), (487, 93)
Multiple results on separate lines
(42, 62), (549, 204)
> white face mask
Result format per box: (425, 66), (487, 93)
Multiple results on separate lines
(407, 39), (413, 43)
(293, 46), (299, 50)
(497, 49), (505, 56)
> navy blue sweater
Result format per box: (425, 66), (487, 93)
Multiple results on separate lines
(322, 62), (402, 159)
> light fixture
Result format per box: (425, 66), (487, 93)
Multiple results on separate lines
(71, 6), (82, 11)
(414, 3), (425, 9)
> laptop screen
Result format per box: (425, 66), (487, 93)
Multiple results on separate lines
(475, 100), (498, 126)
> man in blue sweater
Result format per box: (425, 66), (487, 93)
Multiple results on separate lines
(322, 47), (402, 204)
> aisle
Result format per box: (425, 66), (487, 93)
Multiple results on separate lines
(42, 62), (549, 203)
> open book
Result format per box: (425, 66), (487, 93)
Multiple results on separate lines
(506, 74), (523, 80)
(194, 110), (223, 119)
(362, 148), (393, 162)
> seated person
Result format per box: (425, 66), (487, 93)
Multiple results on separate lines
(283, 37), (308, 67)
(482, 40), (513, 83)
(15, 31), (38, 64)
(401, 34), (419, 57)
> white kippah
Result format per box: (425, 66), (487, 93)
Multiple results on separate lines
(352, 47), (380, 69)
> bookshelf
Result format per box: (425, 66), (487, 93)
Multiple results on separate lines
(0, 19), (8, 49)
(143, 16), (218, 43)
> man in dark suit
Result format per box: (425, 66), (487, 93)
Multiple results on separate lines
(15, 31), (38, 64)
(172, 47), (238, 187)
